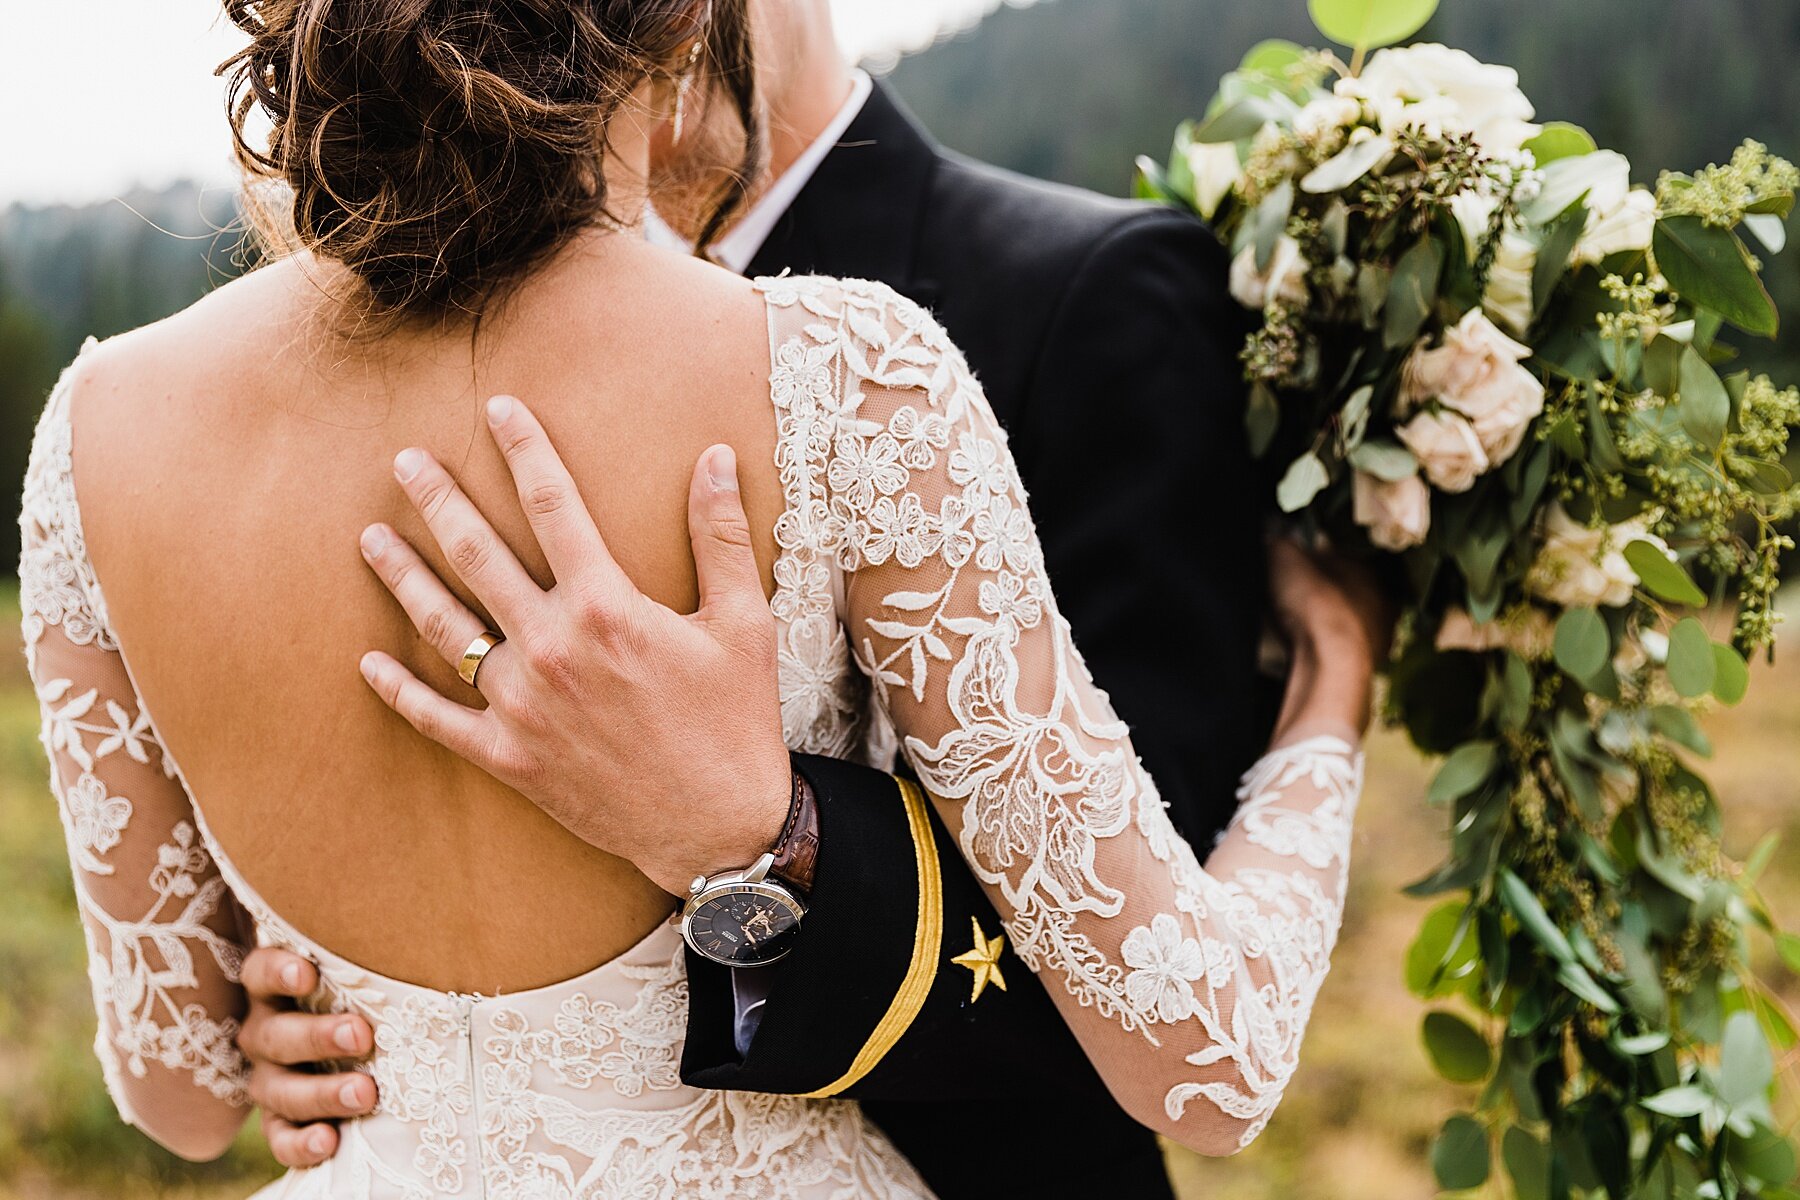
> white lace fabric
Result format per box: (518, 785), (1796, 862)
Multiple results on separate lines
(758, 276), (1364, 1151)
(21, 275), (1361, 1193)
(21, 356), (930, 1200)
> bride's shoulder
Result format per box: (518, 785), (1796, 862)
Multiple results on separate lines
(52, 256), (321, 411)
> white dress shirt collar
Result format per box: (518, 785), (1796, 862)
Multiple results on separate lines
(644, 68), (873, 275)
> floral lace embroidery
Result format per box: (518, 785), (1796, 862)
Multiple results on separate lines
(24, 345), (932, 1199)
(20, 364), (251, 1124)
(758, 275), (1363, 1149)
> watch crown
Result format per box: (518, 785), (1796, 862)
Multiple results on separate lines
(688, 875), (708, 896)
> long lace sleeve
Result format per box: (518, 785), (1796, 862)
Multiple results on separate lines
(18, 372), (252, 1158)
(762, 276), (1362, 1154)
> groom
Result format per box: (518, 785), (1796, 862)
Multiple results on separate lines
(236, 3), (1266, 1195)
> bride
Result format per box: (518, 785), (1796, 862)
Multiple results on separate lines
(20, 0), (1386, 1195)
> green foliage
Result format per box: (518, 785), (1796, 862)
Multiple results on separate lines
(1307, 0), (1439, 55)
(1140, 12), (1800, 1189)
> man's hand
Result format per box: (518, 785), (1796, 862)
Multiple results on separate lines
(357, 395), (792, 895)
(237, 947), (377, 1168)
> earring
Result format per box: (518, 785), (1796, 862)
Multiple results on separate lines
(670, 40), (704, 148)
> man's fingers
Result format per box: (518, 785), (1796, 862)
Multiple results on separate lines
(240, 947), (319, 1001)
(361, 524), (495, 676)
(483, 395), (621, 589)
(262, 1112), (340, 1169)
(687, 445), (768, 622)
(392, 447), (540, 631)
(240, 1007), (375, 1067)
(359, 652), (497, 761)
(251, 1062), (378, 1123)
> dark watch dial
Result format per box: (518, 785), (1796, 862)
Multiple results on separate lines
(685, 884), (804, 966)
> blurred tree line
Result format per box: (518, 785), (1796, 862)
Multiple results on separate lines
(0, 0), (1796, 571)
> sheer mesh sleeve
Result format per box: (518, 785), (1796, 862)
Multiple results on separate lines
(18, 369), (251, 1148)
(760, 276), (1363, 1154)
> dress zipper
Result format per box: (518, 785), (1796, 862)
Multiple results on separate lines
(455, 994), (488, 1200)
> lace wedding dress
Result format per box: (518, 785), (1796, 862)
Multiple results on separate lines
(22, 274), (1363, 1197)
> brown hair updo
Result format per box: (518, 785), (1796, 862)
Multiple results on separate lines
(221, 0), (759, 319)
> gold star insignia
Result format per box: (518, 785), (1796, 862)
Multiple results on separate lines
(951, 916), (1007, 1003)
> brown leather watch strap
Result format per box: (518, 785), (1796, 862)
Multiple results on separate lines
(768, 768), (820, 898)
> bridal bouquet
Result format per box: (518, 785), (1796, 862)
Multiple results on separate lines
(1138, 1), (1799, 1194)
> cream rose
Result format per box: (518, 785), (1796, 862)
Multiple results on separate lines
(1577, 188), (1656, 265)
(1398, 409), (1489, 492)
(1352, 470), (1431, 551)
(1229, 235), (1309, 310)
(1525, 506), (1670, 608)
(1403, 308), (1545, 466)
(1184, 140), (1243, 221)
(1336, 44), (1539, 154)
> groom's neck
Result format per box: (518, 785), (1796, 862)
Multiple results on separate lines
(760, 6), (855, 180)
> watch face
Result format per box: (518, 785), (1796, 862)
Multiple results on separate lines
(685, 884), (803, 966)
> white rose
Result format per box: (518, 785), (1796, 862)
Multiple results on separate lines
(1577, 187), (1656, 264)
(1525, 506), (1669, 608)
(1294, 94), (1364, 137)
(1184, 140), (1243, 221)
(1483, 231), (1537, 337)
(1352, 470), (1431, 551)
(1338, 44), (1539, 154)
(1403, 308), (1545, 466)
(1436, 605), (1556, 658)
(1448, 192), (1499, 257)
(1229, 236), (1309, 310)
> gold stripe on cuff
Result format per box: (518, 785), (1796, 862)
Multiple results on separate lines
(798, 778), (942, 1099)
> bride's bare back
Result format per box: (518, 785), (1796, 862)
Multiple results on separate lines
(70, 234), (782, 992)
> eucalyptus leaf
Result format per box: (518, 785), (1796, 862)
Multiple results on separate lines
(1406, 902), (1478, 997)
(1432, 1114), (1491, 1190)
(1385, 237), (1445, 350)
(1423, 1011), (1493, 1083)
(1301, 134), (1396, 193)
(1553, 607), (1610, 682)
(1247, 383), (1280, 457)
(1678, 346), (1732, 449)
(1533, 199), (1589, 319)
(1308, 0), (1439, 52)
(1522, 122), (1598, 166)
(1347, 438), (1418, 481)
(1339, 385), (1374, 451)
(1720, 1010), (1775, 1107)
(1429, 741), (1499, 806)
(1639, 1084), (1713, 1118)
(1276, 451), (1330, 513)
(1649, 704), (1713, 757)
(1778, 932), (1800, 974)
(1192, 93), (1291, 144)
(1556, 961), (1621, 1013)
(1653, 215), (1780, 338)
(1498, 868), (1576, 964)
(1253, 179), (1294, 271)
(1503, 1126), (1551, 1200)
(1625, 540), (1707, 607)
(1666, 618), (1717, 698)
(1712, 643), (1750, 705)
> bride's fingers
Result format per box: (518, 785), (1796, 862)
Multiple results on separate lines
(392, 447), (539, 629)
(483, 395), (624, 592)
(362, 524), (493, 677)
(360, 651), (496, 766)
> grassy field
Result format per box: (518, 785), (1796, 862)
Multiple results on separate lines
(2, 594), (1796, 1200)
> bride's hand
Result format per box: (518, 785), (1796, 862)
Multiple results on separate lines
(1265, 537), (1395, 744)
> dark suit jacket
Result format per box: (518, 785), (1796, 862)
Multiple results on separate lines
(678, 83), (1267, 1198)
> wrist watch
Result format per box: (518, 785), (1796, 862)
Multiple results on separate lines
(676, 767), (819, 967)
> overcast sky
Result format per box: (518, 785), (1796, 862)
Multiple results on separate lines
(0, 0), (1032, 206)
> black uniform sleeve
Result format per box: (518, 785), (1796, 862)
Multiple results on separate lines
(679, 210), (1265, 1110)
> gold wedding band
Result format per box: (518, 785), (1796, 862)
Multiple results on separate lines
(458, 632), (503, 688)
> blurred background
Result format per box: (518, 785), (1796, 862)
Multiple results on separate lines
(0, 1), (1796, 1197)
